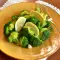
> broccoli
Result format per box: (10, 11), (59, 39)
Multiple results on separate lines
(19, 10), (30, 16)
(20, 27), (29, 37)
(8, 31), (19, 44)
(26, 16), (39, 24)
(36, 22), (42, 30)
(42, 20), (47, 27)
(20, 27), (35, 38)
(21, 27), (43, 47)
(29, 35), (43, 47)
(12, 15), (18, 20)
(35, 7), (41, 13)
(19, 36), (29, 48)
(4, 24), (10, 36)
(43, 21), (51, 28)
(41, 29), (50, 41)
(4, 21), (14, 36)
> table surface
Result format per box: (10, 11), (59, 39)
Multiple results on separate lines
(0, 0), (60, 60)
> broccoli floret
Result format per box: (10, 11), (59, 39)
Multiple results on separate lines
(12, 15), (18, 20)
(29, 35), (43, 47)
(20, 10), (30, 16)
(20, 28), (29, 37)
(36, 22), (42, 30)
(41, 30), (50, 41)
(4, 24), (10, 36)
(20, 27), (35, 38)
(4, 21), (14, 36)
(20, 27), (43, 47)
(46, 21), (51, 27)
(26, 16), (39, 24)
(19, 36), (29, 48)
(43, 21), (51, 28)
(42, 20), (47, 27)
(8, 31), (19, 44)
(9, 22), (14, 31)
(35, 7), (41, 13)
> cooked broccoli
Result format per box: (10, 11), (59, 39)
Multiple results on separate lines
(20, 27), (35, 38)
(42, 20), (47, 27)
(35, 7), (41, 13)
(4, 24), (10, 36)
(4, 21), (14, 36)
(21, 27), (43, 47)
(12, 15), (18, 20)
(20, 27), (29, 37)
(26, 16), (39, 24)
(8, 31), (19, 44)
(36, 22), (42, 30)
(19, 10), (30, 16)
(29, 35), (43, 47)
(42, 21), (51, 28)
(41, 29), (50, 41)
(19, 36), (29, 48)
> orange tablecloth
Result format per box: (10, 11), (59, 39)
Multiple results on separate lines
(0, 0), (60, 60)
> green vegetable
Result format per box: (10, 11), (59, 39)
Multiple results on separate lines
(4, 21), (14, 36)
(19, 36), (29, 48)
(29, 35), (43, 47)
(26, 16), (39, 24)
(20, 27), (29, 37)
(4, 24), (10, 36)
(8, 31), (19, 43)
(20, 10), (30, 16)
(41, 30), (50, 41)
(36, 22), (42, 30)
(21, 27), (35, 37)
(12, 15), (18, 20)
(4, 10), (53, 48)
(43, 21), (51, 28)
(42, 20), (47, 27)
(41, 28), (47, 32)
(35, 7), (40, 13)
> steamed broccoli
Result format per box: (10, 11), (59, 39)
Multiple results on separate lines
(8, 31), (19, 44)
(4, 21), (14, 36)
(19, 36), (29, 48)
(36, 22), (42, 30)
(20, 10), (30, 16)
(21, 27), (43, 47)
(26, 16), (39, 24)
(12, 15), (18, 20)
(42, 21), (51, 28)
(35, 7), (41, 13)
(29, 35), (43, 47)
(4, 24), (10, 36)
(20, 27), (29, 37)
(41, 29), (50, 41)
(20, 27), (35, 38)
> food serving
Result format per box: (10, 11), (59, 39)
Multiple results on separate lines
(4, 7), (53, 48)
